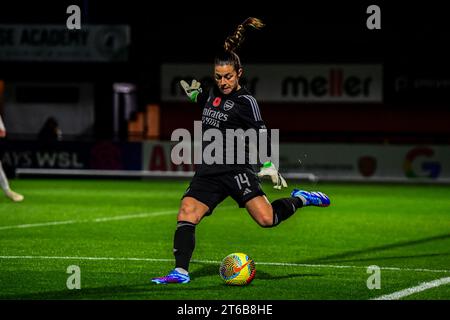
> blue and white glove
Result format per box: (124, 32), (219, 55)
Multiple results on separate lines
(180, 79), (202, 103)
(257, 161), (288, 190)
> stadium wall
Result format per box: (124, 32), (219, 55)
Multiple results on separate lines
(3, 140), (450, 183)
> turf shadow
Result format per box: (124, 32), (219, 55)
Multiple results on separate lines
(189, 262), (323, 281)
(297, 233), (450, 264)
(317, 252), (450, 264)
(0, 283), (154, 300)
(255, 270), (322, 280)
(0, 281), (228, 300)
(190, 264), (219, 278)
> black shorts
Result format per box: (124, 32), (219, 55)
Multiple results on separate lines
(182, 170), (266, 215)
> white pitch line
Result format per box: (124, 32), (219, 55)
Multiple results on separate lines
(0, 220), (79, 230)
(372, 276), (450, 300)
(0, 255), (175, 263)
(257, 262), (450, 274)
(0, 255), (449, 274)
(0, 210), (176, 231)
(92, 211), (175, 222)
(0, 205), (234, 231)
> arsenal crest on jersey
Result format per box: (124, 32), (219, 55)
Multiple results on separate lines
(223, 100), (234, 111)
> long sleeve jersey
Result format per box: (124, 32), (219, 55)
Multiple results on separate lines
(194, 86), (272, 177)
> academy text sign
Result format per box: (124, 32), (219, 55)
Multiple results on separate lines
(0, 25), (130, 62)
(162, 64), (382, 103)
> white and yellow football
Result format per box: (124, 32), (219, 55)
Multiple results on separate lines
(219, 253), (256, 286)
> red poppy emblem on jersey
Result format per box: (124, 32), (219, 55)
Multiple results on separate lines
(212, 97), (222, 107)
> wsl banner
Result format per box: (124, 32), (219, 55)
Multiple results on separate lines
(278, 144), (450, 181)
(142, 142), (450, 182)
(161, 64), (383, 103)
(4, 141), (449, 182)
(0, 141), (142, 172)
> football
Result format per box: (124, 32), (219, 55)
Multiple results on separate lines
(219, 253), (256, 285)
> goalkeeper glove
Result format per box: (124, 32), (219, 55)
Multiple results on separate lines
(180, 79), (202, 103)
(257, 161), (288, 190)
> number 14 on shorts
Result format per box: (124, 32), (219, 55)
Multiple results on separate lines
(234, 173), (250, 190)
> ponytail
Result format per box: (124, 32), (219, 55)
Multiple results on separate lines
(215, 17), (265, 70)
(224, 17), (265, 53)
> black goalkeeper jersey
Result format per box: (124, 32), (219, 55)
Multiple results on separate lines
(194, 86), (271, 177)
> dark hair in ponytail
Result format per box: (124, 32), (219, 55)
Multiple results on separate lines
(214, 17), (265, 70)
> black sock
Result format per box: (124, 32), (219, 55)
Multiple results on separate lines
(271, 197), (303, 227)
(173, 221), (196, 272)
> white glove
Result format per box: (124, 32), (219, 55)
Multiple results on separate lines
(257, 161), (288, 190)
(180, 79), (202, 103)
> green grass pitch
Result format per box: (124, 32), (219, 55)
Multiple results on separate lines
(0, 179), (449, 300)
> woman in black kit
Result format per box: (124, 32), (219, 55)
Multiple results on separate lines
(152, 17), (330, 284)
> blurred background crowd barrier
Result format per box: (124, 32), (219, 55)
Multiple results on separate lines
(1, 1), (449, 183)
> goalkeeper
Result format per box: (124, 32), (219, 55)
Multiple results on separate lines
(152, 17), (330, 284)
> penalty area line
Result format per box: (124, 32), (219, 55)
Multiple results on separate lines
(371, 276), (450, 300)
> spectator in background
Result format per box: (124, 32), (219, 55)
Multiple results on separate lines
(38, 117), (62, 141)
(0, 114), (24, 202)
